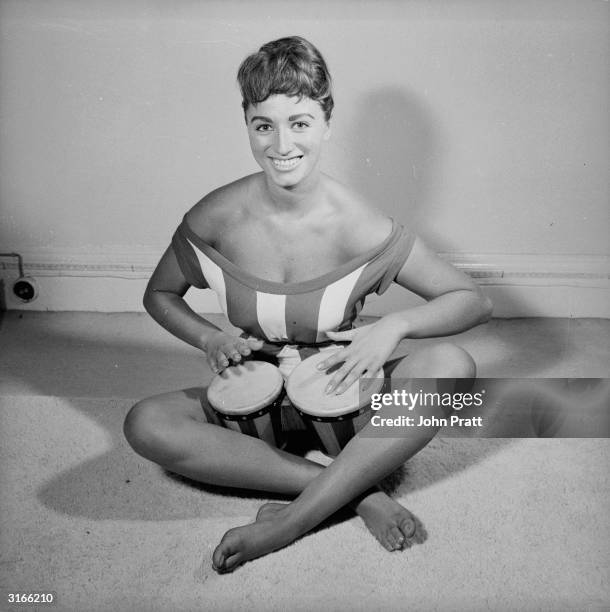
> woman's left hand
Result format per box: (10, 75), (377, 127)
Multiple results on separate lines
(320, 315), (404, 395)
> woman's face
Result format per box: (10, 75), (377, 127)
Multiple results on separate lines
(245, 94), (331, 189)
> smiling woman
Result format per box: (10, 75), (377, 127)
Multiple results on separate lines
(123, 35), (492, 574)
(246, 95), (331, 189)
(238, 37), (333, 190)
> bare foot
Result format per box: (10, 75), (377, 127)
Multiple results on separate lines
(256, 494), (425, 553)
(212, 510), (298, 574)
(354, 490), (425, 551)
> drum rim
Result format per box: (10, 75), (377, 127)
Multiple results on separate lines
(212, 389), (286, 421)
(295, 404), (368, 422)
(286, 352), (385, 418)
(207, 360), (284, 415)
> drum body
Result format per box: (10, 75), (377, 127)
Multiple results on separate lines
(286, 352), (385, 456)
(207, 360), (284, 446)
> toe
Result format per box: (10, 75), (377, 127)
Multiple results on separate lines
(399, 513), (426, 547)
(212, 529), (240, 572)
(388, 526), (405, 550)
(222, 551), (244, 573)
(412, 519), (428, 545)
(211, 541), (225, 571)
(399, 514), (416, 539)
(374, 530), (394, 552)
(382, 539), (395, 552)
(212, 549), (225, 572)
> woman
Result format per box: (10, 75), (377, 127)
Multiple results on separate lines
(124, 36), (492, 573)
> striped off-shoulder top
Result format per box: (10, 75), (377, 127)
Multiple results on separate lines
(171, 215), (415, 353)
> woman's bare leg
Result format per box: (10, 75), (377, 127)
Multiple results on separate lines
(124, 387), (323, 495)
(124, 386), (412, 544)
(212, 342), (476, 572)
(124, 342), (474, 570)
(125, 385), (419, 552)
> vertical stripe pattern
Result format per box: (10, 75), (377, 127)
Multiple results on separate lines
(223, 273), (268, 340)
(285, 287), (326, 344)
(187, 239), (228, 316)
(173, 217), (415, 350)
(315, 263), (367, 342)
(256, 292), (287, 341)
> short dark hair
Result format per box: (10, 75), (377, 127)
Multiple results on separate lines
(237, 36), (334, 122)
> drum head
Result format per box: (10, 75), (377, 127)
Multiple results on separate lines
(286, 351), (385, 418)
(207, 361), (283, 415)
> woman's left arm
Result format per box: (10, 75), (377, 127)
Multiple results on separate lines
(389, 236), (493, 338)
(321, 236), (493, 393)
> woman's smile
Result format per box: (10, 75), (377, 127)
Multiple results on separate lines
(270, 155), (303, 171)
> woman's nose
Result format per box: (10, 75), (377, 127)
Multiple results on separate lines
(274, 127), (293, 155)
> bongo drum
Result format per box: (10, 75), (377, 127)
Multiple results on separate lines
(207, 360), (284, 446)
(286, 352), (385, 456)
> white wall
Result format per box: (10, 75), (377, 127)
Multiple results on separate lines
(0, 0), (608, 316)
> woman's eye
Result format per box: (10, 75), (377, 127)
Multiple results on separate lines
(293, 122), (309, 129)
(255, 124), (272, 132)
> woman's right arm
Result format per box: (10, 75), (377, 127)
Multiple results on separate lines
(143, 245), (261, 372)
(144, 244), (223, 350)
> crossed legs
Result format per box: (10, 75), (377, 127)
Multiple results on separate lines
(124, 342), (475, 572)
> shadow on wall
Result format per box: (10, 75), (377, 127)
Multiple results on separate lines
(0, 279), (6, 314)
(344, 86), (441, 244)
(345, 86), (555, 324)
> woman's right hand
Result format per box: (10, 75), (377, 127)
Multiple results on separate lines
(203, 331), (264, 374)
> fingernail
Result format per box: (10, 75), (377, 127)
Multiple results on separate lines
(324, 384), (333, 395)
(335, 385), (345, 395)
(317, 363), (325, 370)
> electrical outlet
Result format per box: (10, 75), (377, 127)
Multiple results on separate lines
(12, 277), (38, 303)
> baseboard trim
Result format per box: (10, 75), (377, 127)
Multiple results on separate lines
(0, 248), (159, 279)
(443, 252), (609, 281)
(1, 251), (608, 317)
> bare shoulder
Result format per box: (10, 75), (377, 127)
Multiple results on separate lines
(325, 177), (395, 254)
(184, 174), (259, 244)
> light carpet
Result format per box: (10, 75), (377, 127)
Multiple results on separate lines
(1, 395), (608, 612)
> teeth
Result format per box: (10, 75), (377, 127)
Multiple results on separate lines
(272, 156), (302, 170)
